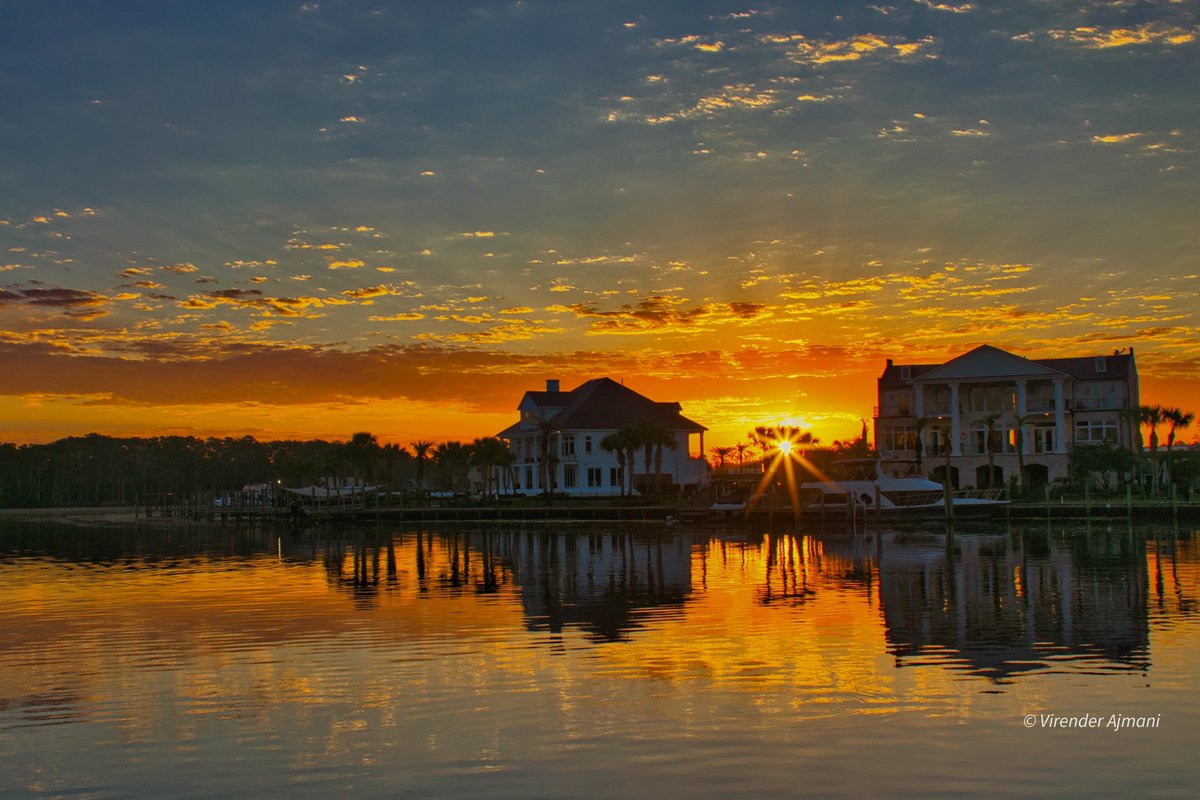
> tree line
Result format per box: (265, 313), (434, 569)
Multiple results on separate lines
(0, 432), (518, 509)
(0, 419), (697, 509)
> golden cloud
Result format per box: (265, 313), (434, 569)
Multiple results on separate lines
(1092, 132), (1145, 144)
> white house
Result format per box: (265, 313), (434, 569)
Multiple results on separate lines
(875, 345), (1140, 487)
(496, 378), (709, 495)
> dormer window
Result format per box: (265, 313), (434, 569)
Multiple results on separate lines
(1094, 356), (1107, 373)
(900, 366), (911, 381)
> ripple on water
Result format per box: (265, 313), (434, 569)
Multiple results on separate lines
(0, 522), (1198, 799)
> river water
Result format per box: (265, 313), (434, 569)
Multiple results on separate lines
(1, 519), (1197, 798)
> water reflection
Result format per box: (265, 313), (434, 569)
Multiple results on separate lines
(2, 521), (1191, 676)
(312, 529), (696, 642)
(875, 527), (1151, 680)
(1, 519), (1198, 798)
(505, 531), (693, 641)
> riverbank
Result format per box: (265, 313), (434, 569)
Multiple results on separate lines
(4, 498), (1198, 529)
(0, 506), (142, 524)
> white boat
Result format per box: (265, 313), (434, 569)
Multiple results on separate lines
(710, 490), (750, 513)
(798, 459), (1007, 515)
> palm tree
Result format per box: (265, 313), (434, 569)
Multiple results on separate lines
(975, 413), (1001, 489)
(410, 439), (435, 492)
(1163, 407), (1195, 488)
(913, 417), (931, 475)
(622, 425), (642, 495)
(601, 430), (631, 496)
(382, 442), (407, 506)
(648, 423), (678, 497)
(732, 441), (755, 466)
(635, 420), (658, 479)
(937, 424), (955, 515)
(432, 440), (471, 494)
(346, 432), (379, 488)
(532, 413), (559, 495)
(937, 422), (955, 488)
(709, 445), (733, 469)
(1140, 404), (1166, 493)
(471, 436), (513, 498)
(1012, 413), (1032, 490)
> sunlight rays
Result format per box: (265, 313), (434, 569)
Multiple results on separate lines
(745, 425), (829, 516)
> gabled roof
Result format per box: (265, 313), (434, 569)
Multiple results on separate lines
(879, 345), (1136, 388)
(502, 377), (706, 436)
(913, 345), (1067, 383)
(522, 390), (568, 407)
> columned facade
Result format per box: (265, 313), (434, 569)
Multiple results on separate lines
(874, 345), (1140, 488)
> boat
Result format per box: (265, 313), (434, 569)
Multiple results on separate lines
(710, 490), (750, 514)
(797, 459), (1007, 516)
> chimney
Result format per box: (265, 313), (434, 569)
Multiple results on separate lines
(546, 379), (560, 392)
(886, 358), (894, 368)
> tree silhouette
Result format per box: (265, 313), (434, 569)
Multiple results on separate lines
(532, 413), (559, 495)
(432, 441), (471, 494)
(709, 445), (733, 469)
(732, 441), (755, 466)
(470, 436), (514, 498)
(1163, 407), (1195, 488)
(1012, 413), (1032, 491)
(601, 429), (632, 496)
(913, 416), (931, 476)
(346, 432), (379, 487)
(1140, 404), (1166, 493)
(410, 440), (435, 493)
(975, 413), (1001, 489)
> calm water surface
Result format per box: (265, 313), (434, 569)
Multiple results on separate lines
(2, 519), (1198, 798)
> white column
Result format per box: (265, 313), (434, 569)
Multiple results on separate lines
(950, 382), (961, 456)
(913, 384), (924, 418)
(1053, 379), (1067, 454)
(1016, 380), (1031, 455)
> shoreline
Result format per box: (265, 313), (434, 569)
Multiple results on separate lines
(0, 506), (143, 524)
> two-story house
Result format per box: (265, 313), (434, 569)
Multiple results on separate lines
(496, 378), (709, 495)
(874, 345), (1140, 487)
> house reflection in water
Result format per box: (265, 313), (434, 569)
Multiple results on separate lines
(877, 528), (1150, 680)
(503, 531), (694, 642)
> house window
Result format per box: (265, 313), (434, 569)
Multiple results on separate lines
(1034, 426), (1056, 453)
(1094, 356), (1107, 373)
(587, 467), (602, 487)
(969, 426), (1006, 455)
(610, 467), (621, 487)
(900, 366), (911, 380)
(884, 426), (916, 451)
(1076, 419), (1118, 444)
(584, 436), (592, 455)
(562, 435), (576, 456)
(563, 465), (578, 488)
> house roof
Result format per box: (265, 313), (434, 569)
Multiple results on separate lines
(499, 377), (706, 437)
(1038, 353), (1134, 381)
(879, 345), (1135, 388)
(911, 345), (1067, 383)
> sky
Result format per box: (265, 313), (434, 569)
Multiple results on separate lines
(1, 0), (1198, 449)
